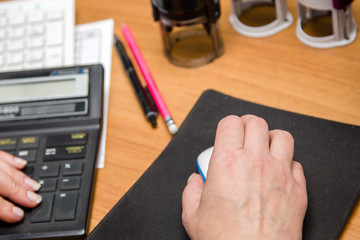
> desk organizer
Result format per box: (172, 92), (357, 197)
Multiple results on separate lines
(229, 0), (293, 37)
(151, 0), (224, 68)
(296, 0), (358, 48)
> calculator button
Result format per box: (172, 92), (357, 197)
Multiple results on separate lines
(60, 177), (81, 190)
(39, 178), (57, 192)
(30, 193), (54, 223)
(0, 138), (17, 150)
(39, 164), (60, 178)
(46, 133), (87, 147)
(63, 162), (83, 176)
(18, 136), (39, 149)
(23, 166), (35, 178)
(54, 191), (78, 221)
(44, 145), (86, 161)
(16, 149), (37, 162)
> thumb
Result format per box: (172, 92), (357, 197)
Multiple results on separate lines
(182, 173), (204, 238)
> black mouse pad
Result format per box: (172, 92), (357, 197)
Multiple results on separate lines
(88, 90), (360, 240)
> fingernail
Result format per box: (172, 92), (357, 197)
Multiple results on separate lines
(24, 177), (41, 191)
(12, 206), (24, 218)
(14, 157), (27, 166)
(187, 173), (196, 183)
(27, 191), (42, 204)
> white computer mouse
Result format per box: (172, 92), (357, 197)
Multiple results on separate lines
(196, 146), (214, 181)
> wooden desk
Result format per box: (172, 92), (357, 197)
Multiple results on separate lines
(75, 0), (360, 238)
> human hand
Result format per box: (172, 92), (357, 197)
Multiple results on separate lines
(182, 115), (307, 240)
(0, 151), (42, 223)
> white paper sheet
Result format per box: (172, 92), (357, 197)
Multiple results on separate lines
(75, 19), (114, 168)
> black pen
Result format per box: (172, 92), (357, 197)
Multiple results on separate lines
(114, 34), (157, 127)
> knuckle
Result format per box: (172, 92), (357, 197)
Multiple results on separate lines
(276, 168), (291, 186)
(279, 130), (294, 143)
(243, 114), (268, 130)
(0, 168), (24, 198)
(219, 115), (241, 127)
(221, 149), (245, 169)
(251, 116), (268, 129)
(293, 161), (304, 172)
(250, 153), (267, 175)
(275, 129), (293, 140)
(8, 178), (22, 197)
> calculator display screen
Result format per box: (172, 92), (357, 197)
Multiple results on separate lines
(0, 79), (76, 102)
(0, 72), (89, 104)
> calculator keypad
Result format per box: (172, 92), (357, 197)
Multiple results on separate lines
(0, 131), (94, 227)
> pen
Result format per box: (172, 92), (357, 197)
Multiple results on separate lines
(114, 34), (157, 128)
(121, 24), (178, 135)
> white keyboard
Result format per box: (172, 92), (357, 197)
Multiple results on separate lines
(0, 0), (75, 73)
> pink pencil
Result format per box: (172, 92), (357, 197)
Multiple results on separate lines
(121, 24), (178, 135)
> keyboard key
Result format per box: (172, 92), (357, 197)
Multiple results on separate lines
(24, 61), (43, 70)
(0, 64), (22, 71)
(0, 16), (5, 27)
(63, 162), (83, 176)
(8, 39), (24, 51)
(45, 46), (62, 67)
(47, 10), (63, 20)
(30, 193), (54, 223)
(44, 145), (85, 161)
(26, 48), (43, 62)
(54, 191), (78, 221)
(29, 12), (44, 23)
(9, 26), (24, 38)
(19, 136), (39, 149)
(27, 23), (44, 35)
(39, 178), (57, 192)
(27, 36), (44, 48)
(6, 51), (23, 65)
(46, 133), (87, 147)
(46, 21), (63, 46)
(39, 164), (60, 178)
(9, 14), (25, 26)
(0, 137), (17, 150)
(60, 177), (81, 190)
(16, 149), (37, 162)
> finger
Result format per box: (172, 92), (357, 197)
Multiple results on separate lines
(0, 197), (24, 223)
(0, 169), (42, 208)
(0, 151), (27, 170)
(182, 173), (204, 236)
(292, 161), (307, 190)
(241, 115), (270, 153)
(214, 115), (245, 152)
(0, 159), (41, 191)
(269, 130), (294, 165)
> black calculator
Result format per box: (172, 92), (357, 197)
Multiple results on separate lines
(0, 64), (103, 239)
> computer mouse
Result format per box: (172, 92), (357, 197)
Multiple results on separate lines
(196, 146), (214, 181)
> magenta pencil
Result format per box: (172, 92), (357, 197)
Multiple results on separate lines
(121, 24), (178, 135)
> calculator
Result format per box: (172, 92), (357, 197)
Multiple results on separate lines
(0, 64), (103, 239)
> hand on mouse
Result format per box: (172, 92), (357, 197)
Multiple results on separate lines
(0, 151), (42, 223)
(182, 115), (307, 240)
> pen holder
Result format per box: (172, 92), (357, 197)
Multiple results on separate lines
(151, 0), (224, 68)
(229, 0), (293, 37)
(296, 0), (357, 48)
